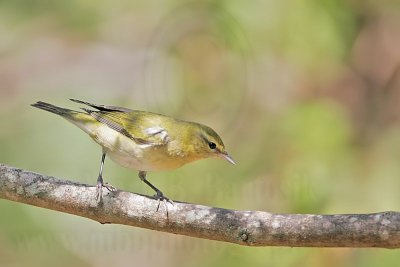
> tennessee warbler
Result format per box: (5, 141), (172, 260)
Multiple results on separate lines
(31, 99), (235, 203)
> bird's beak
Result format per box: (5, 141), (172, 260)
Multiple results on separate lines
(219, 152), (236, 165)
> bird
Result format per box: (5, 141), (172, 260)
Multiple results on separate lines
(31, 99), (235, 204)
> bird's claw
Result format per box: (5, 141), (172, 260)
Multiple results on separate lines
(96, 182), (117, 202)
(96, 181), (103, 202)
(154, 190), (174, 214)
(104, 182), (117, 192)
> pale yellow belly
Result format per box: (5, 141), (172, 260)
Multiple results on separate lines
(83, 123), (184, 171)
(106, 147), (185, 171)
(69, 118), (193, 171)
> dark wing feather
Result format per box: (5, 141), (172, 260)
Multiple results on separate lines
(70, 99), (133, 112)
(83, 109), (169, 146)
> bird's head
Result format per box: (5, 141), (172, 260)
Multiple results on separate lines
(189, 123), (236, 165)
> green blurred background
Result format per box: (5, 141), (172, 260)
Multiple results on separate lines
(1, 0), (400, 266)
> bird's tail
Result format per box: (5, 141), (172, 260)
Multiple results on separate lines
(31, 101), (78, 118)
(32, 101), (101, 137)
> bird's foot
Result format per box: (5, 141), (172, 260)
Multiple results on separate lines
(96, 181), (103, 202)
(96, 181), (117, 202)
(154, 190), (174, 214)
(103, 182), (117, 192)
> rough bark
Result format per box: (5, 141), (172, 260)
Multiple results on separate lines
(0, 163), (399, 248)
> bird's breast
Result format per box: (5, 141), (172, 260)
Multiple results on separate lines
(89, 124), (194, 171)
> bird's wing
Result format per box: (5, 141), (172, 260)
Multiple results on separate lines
(85, 110), (170, 146)
(70, 99), (133, 113)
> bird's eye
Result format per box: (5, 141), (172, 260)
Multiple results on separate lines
(208, 142), (216, 150)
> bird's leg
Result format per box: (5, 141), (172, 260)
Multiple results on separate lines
(138, 171), (174, 211)
(96, 153), (116, 202)
(96, 153), (106, 201)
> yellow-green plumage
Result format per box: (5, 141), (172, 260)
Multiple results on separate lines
(31, 99), (234, 172)
(31, 99), (234, 202)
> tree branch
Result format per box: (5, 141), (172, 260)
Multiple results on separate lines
(0, 163), (399, 248)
